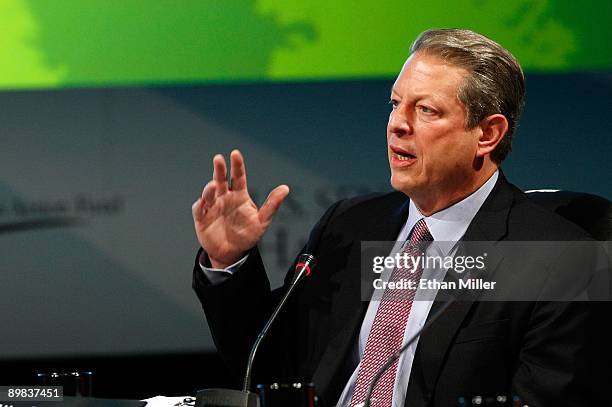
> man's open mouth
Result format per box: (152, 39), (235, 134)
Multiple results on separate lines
(391, 146), (416, 161)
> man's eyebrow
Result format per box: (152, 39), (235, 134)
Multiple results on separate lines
(390, 86), (398, 95)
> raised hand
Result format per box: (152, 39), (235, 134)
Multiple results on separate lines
(192, 150), (289, 269)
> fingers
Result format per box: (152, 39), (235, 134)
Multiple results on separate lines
(191, 198), (204, 222)
(230, 149), (247, 191)
(212, 154), (228, 195)
(193, 181), (217, 222)
(259, 185), (290, 225)
(201, 181), (217, 209)
(194, 151), (243, 222)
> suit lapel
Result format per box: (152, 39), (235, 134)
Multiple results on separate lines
(313, 193), (411, 406)
(410, 172), (516, 402)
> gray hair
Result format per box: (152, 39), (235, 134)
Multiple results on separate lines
(410, 28), (525, 163)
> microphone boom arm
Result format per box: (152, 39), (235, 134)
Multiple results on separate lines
(242, 254), (316, 392)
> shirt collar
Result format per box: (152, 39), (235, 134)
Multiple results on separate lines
(400, 170), (499, 243)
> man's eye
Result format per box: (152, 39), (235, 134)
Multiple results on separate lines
(388, 99), (399, 109)
(418, 105), (435, 114)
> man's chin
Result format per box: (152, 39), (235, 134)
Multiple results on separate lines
(390, 176), (418, 197)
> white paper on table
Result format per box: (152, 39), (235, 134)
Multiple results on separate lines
(141, 395), (193, 407)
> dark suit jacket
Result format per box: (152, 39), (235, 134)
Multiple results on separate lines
(193, 173), (609, 406)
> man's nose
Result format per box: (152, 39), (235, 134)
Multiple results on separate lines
(388, 108), (412, 136)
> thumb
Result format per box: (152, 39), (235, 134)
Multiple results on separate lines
(259, 185), (290, 225)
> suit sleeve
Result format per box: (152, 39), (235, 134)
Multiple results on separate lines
(192, 199), (346, 387)
(193, 246), (277, 385)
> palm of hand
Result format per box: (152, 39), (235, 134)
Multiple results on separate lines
(196, 190), (264, 264)
(192, 150), (289, 268)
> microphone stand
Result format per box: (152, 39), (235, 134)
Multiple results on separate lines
(195, 254), (316, 407)
(243, 254), (315, 392)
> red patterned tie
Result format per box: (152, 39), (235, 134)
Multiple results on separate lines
(350, 218), (433, 407)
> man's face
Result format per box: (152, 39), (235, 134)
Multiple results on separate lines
(387, 52), (483, 212)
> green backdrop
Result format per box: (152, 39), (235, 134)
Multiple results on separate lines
(1, 0), (611, 90)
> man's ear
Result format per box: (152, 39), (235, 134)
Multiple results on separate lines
(476, 114), (508, 158)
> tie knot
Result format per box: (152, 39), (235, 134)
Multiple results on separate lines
(408, 218), (433, 244)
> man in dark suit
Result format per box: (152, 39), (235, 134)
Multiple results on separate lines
(191, 29), (607, 406)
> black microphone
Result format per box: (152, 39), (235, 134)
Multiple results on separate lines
(195, 253), (317, 407)
(243, 253), (317, 392)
